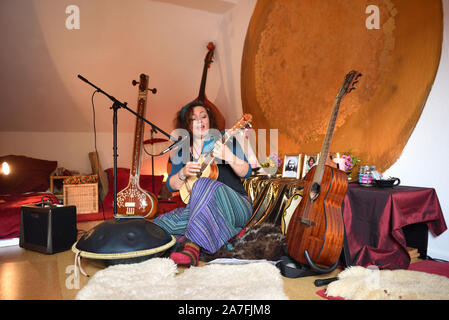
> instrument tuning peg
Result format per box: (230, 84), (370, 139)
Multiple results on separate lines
(132, 80), (157, 94)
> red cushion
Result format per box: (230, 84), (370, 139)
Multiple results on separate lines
(0, 155), (57, 194)
(102, 168), (164, 208)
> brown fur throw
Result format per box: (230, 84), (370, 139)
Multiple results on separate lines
(200, 223), (285, 262)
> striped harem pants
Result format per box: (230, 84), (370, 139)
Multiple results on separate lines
(153, 177), (253, 254)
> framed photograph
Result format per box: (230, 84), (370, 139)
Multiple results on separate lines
(302, 154), (320, 178)
(282, 154), (302, 179)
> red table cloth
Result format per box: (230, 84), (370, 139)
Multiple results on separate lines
(343, 183), (447, 269)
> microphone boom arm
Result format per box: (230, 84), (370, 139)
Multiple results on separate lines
(78, 74), (178, 143)
(78, 74), (182, 217)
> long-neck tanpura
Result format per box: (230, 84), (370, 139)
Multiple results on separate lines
(116, 73), (158, 218)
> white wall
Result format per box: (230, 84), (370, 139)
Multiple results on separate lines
(384, 0), (449, 261)
(0, 0), (257, 176)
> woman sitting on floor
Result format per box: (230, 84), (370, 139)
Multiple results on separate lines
(153, 104), (252, 267)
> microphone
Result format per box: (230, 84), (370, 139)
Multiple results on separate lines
(159, 135), (188, 155)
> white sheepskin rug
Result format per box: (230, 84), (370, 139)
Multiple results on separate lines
(325, 266), (449, 300)
(76, 258), (289, 300)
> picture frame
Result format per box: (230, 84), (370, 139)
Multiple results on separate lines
(302, 154), (320, 179)
(282, 154), (302, 179)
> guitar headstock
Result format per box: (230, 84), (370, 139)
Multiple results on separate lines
(228, 114), (253, 134)
(339, 70), (362, 98)
(205, 42), (215, 68)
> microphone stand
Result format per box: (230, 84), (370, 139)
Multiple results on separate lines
(78, 74), (181, 218)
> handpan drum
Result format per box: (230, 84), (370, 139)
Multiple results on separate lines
(241, 0), (442, 173)
(72, 218), (176, 266)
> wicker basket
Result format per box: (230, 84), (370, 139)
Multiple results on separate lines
(63, 183), (98, 214)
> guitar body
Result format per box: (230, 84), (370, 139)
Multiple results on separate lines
(179, 161), (219, 204)
(286, 165), (347, 269)
(117, 178), (158, 217)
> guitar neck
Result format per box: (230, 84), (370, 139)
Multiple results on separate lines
(312, 96), (342, 184)
(311, 70), (361, 185)
(200, 131), (232, 170)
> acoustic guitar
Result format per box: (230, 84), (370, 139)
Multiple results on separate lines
(116, 73), (158, 218)
(285, 70), (362, 273)
(179, 114), (252, 204)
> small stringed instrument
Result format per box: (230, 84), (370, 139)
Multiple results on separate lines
(285, 70), (362, 273)
(181, 42), (225, 131)
(179, 114), (253, 204)
(116, 73), (158, 218)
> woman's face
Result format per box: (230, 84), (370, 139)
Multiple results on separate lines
(190, 106), (210, 138)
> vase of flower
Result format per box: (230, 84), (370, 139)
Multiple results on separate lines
(341, 150), (361, 181)
(262, 166), (278, 177)
(260, 153), (282, 177)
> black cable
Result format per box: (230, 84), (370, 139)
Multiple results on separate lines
(91, 90), (98, 152)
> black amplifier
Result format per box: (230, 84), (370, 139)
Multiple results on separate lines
(20, 203), (77, 254)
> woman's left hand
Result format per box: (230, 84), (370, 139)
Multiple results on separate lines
(212, 140), (250, 178)
(212, 141), (235, 164)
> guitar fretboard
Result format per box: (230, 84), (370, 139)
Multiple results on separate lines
(199, 131), (232, 171)
(312, 70), (361, 185)
(312, 97), (342, 185)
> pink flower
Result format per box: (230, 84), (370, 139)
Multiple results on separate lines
(341, 155), (353, 170)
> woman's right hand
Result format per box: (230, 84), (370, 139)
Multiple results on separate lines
(169, 161), (202, 191)
(182, 161), (201, 177)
